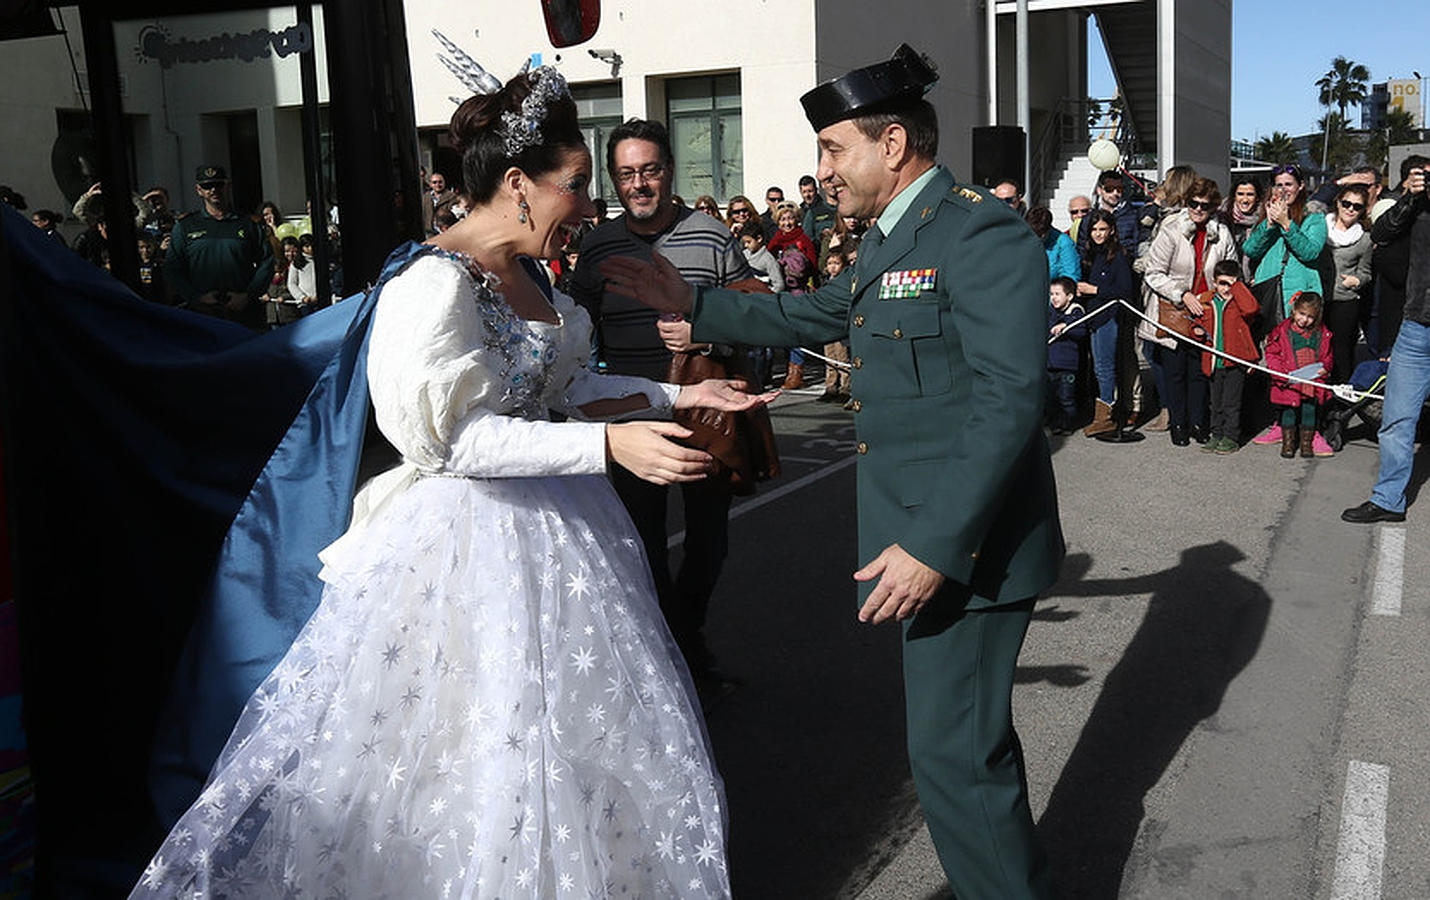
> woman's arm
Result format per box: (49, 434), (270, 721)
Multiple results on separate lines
(1240, 219), (1275, 260)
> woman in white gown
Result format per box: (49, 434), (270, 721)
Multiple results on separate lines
(131, 63), (767, 899)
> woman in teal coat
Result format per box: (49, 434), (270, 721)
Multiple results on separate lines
(1242, 164), (1327, 321)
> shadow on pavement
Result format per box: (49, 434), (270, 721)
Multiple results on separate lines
(689, 432), (916, 899)
(1035, 540), (1272, 899)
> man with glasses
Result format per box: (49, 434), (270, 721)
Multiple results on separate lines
(568, 118), (758, 692)
(992, 179), (1025, 214)
(1078, 169), (1139, 259)
(760, 185), (785, 241)
(421, 172), (458, 236)
(164, 164), (272, 329)
(1066, 194), (1091, 242)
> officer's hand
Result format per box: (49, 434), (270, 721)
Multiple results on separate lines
(854, 544), (945, 624)
(599, 252), (695, 316)
(196, 291), (222, 307)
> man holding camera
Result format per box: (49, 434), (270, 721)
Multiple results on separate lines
(1343, 163), (1429, 523)
(164, 165), (272, 329)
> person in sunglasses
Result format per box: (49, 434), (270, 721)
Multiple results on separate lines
(164, 164), (273, 330)
(1321, 183), (1373, 386)
(1140, 177), (1240, 446)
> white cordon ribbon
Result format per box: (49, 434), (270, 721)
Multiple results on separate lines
(795, 297), (1385, 403)
(1049, 299), (1385, 403)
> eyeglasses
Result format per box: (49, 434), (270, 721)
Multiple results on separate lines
(729, 207), (753, 217)
(1272, 165), (1302, 178)
(198, 181), (225, 191)
(614, 164), (667, 186)
(1186, 199), (1215, 212)
(696, 204), (718, 212)
(1000, 195), (1019, 206)
(1069, 207), (1090, 217)
(1340, 200), (1366, 211)
(766, 196), (782, 204)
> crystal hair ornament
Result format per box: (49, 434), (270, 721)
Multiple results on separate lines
(499, 65), (570, 156)
(433, 30), (502, 96)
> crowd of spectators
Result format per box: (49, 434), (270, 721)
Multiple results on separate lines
(1020, 155), (1429, 463)
(7, 167), (345, 332)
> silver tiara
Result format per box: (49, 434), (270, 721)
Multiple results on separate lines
(434, 32), (570, 157)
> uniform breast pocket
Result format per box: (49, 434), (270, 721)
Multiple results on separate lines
(864, 298), (952, 397)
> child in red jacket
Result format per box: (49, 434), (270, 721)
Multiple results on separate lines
(1265, 292), (1334, 459)
(1198, 260), (1260, 453)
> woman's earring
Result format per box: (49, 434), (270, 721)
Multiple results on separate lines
(518, 199), (530, 224)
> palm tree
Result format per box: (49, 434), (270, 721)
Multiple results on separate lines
(1366, 107), (1421, 170)
(1315, 56), (1371, 171)
(1253, 131), (1298, 165)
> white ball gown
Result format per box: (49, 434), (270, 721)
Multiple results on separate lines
(130, 249), (730, 898)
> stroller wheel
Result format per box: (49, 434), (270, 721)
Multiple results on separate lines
(1324, 420), (1344, 452)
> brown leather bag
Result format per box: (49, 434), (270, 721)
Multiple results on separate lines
(666, 278), (781, 496)
(1155, 298), (1208, 344)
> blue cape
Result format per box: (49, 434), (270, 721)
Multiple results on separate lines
(1, 203), (427, 889)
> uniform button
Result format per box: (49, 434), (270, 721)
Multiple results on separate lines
(852, 357), (863, 369)
(851, 399), (862, 412)
(856, 441), (868, 454)
(892, 328), (903, 339)
(853, 314), (865, 327)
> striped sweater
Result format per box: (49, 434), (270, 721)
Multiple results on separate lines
(568, 207), (753, 380)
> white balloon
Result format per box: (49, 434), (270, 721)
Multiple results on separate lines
(1088, 139), (1121, 171)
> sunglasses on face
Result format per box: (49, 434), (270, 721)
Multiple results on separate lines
(1069, 208), (1090, 217)
(198, 181), (225, 191)
(730, 207), (752, 216)
(1186, 199), (1215, 212)
(1340, 200), (1365, 211)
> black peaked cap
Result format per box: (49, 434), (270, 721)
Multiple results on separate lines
(800, 44), (939, 132)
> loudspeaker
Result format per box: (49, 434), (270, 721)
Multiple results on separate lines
(971, 125), (1025, 190)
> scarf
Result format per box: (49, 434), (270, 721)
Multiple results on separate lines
(1324, 214), (1364, 247)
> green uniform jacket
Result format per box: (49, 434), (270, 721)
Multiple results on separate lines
(164, 209), (273, 305)
(691, 168), (1064, 609)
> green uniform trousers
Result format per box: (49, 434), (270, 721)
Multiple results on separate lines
(904, 595), (1053, 899)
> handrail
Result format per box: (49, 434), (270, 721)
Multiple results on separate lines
(1028, 96), (1141, 208)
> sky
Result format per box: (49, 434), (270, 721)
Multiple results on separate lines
(1088, 2), (1430, 143)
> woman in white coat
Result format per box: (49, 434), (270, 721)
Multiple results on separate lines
(1140, 177), (1240, 445)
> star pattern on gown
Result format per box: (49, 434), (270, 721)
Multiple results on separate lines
(131, 252), (729, 900)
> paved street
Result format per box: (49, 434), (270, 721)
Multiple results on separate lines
(684, 387), (1430, 899)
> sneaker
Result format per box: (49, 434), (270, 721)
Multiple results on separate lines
(1251, 424), (1282, 445)
(1215, 437), (1240, 455)
(1311, 432), (1335, 457)
(1341, 500), (1406, 524)
(1199, 437), (1221, 453)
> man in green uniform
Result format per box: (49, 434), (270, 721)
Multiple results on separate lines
(602, 45), (1063, 898)
(164, 165), (271, 328)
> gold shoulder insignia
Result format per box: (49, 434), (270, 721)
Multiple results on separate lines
(955, 187), (983, 203)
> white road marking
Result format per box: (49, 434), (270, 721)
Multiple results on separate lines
(1330, 760), (1390, 900)
(668, 455), (857, 548)
(1371, 527), (1405, 617)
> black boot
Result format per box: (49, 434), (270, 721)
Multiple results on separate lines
(1170, 425), (1190, 446)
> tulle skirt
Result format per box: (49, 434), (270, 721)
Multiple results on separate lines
(131, 473), (729, 899)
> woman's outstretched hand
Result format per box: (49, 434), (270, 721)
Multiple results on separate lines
(606, 421), (713, 485)
(676, 378), (780, 411)
(599, 253), (695, 315)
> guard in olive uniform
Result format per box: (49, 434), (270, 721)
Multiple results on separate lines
(165, 165), (272, 328)
(602, 45), (1063, 898)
